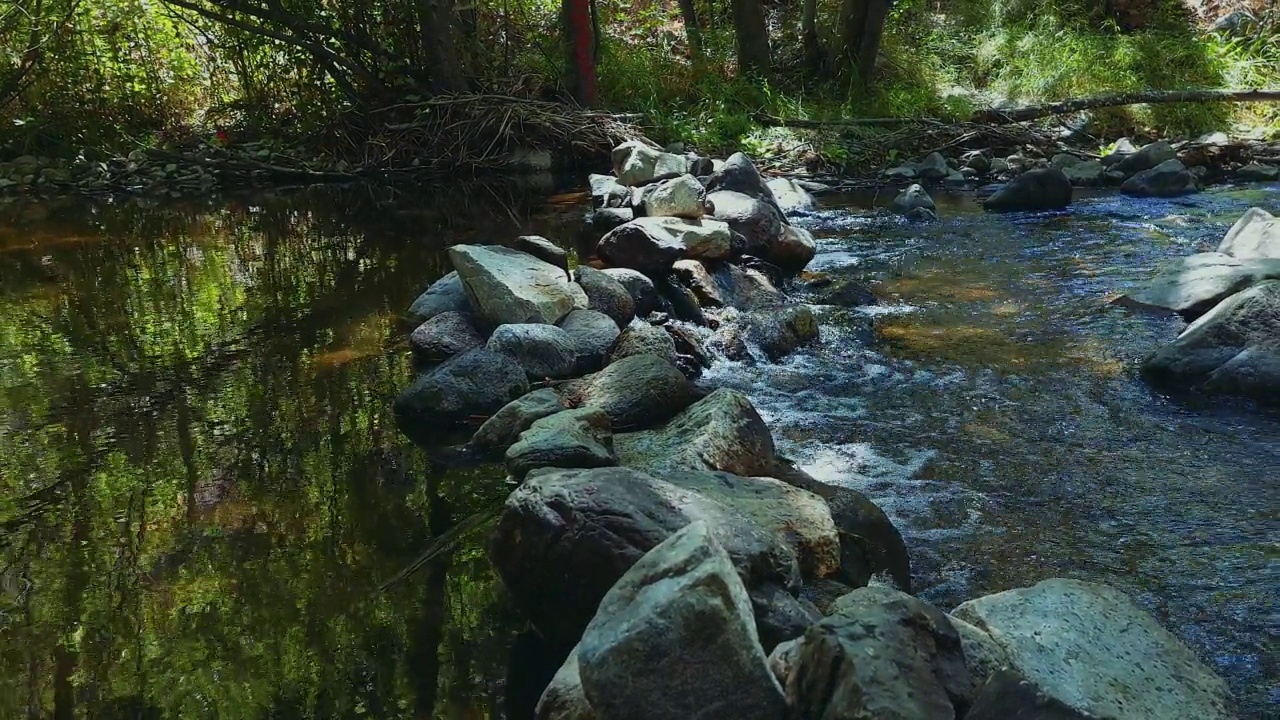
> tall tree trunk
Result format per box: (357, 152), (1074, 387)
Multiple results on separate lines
(563, 0), (598, 106)
(732, 0), (770, 76)
(801, 0), (822, 74)
(678, 0), (703, 57)
(840, 0), (889, 85)
(421, 0), (466, 93)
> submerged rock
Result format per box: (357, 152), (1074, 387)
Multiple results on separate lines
(983, 168), (1073, 212)
(559, 353), (691, 429)
(597, 216), (732, 274)
(1118, 252), (1280, 320)
(576, 522), (785, 720)
(505, 407), (616, 479)
(449, 244), (587, 326)
(953, 578), (1234, 720)
(739, 304), (821, 360)
(891, 183), (935, 214)
(574, 266), (635, 328)
(469, 388), (565, 452)
(1217, 206), (1280, 259)
(407, 271), (471, 321)
(394, 348), (529, 428)
(487, 323), (579, 380)
(1120, 158), (1198, 197)
(408, 311), (484, 362)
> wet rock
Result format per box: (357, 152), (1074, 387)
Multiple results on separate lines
(654, 273), (708, 326)
(638, 173), (706, 219)
(614, 387), (778, 477)
(576, 522), (785, 720)
(1117, 252), (1280, 320)
(489, 466), (803, 648)
(470, 388), (566, 452)
(1217, 207), (1280, 259)
(1112, 140), (1176, 176)
(983, 168), (1073, 212)
(596, 216), (732, 274)
(787, 586), (974, 720)
(506, 407), (616, 479)
(588, 173), (629, 209)
(918, 151), (952, 181)
(600, 268), (660, 316)
(815, 278), (877, 307)
(487, 323), (579, 380)
(1236, 162), (1279, 182)
(965, 670), (1096, 720)
(449, 244), (587, 326)
(766, 177), (816, 214)
(739, 304), (821, 360)
(1062, 160), (1105, 186)
(708, 190), (783, 257)
(534, 648), (594, 720)
(672, 260), (784, 310)
(906, 207), (939, 222)
(953, 578), (1234, 720)
(574, 266), (635, 327)
(666, 322), (713, 372)
(1144, 279), (1280, 402)
(408, 271), (471, 321)
(408, 311), (484, 362)
(891, 183), (935, 214)
(989, 157), (1010, 174)
(1120, 158), (1198, 197)
(558, 353), (691, 428)
(513, 235), (569, 278)
(558, 309), (621, 374)
(772, 225), (816, 274)
(394, 348), (529, 427)
(611, 140), (689, 186)
(607, 321), (677, 365)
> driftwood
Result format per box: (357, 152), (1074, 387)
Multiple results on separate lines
(751, 113), (926, 128)
(972, 88), (1280, 124)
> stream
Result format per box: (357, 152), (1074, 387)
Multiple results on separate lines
(0, 181), (1276, 718)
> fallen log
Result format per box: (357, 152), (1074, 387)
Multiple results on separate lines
(971, 88), (1280, 124)
(751, 113), (932, 128)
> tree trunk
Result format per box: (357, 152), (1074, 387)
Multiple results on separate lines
(840, 0), (890, 85)
(801, 0), (821, 74)
(563, 0), (598, 106)
(678, 0), (703, 57)
(732, 0), (770, 76)
(421, 0), (466, 93)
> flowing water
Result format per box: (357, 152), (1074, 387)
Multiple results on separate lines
(0, 181), (1276, 718)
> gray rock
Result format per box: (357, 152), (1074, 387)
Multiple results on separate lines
(1218, 206), (1280, 259)
(588, 173), (629, 209)
(394, 348), (529, 427)
(449, 244), (588, 326)
(574, 266), (635, 327)
(408, 271), (471, 321)
(1236, 162), (1279, 182)
(767, 637), (805, 690)
(1120, 158), (1198, 197)
(580, 208), (633, 248)
(487, 323), (578, 380)
(882, 165), (919, 180)
(965, 670), (1096, 720)
(639, 174), (706, 219)
(558, 309), (622, 373)
(1144, 279), (1280, 401)
(1103, 168), (1127, 184)
(949, 615), (1012, 689)
(787, 585), (974, 720)
(708, 189), (783, 257)
(705, 153), (782, 213)
(597, 216), (732, 274)
(469, 388), (565, 452)
(891, 183), (935, 214)
(918, 151), (952, 181)
(766, 177), (816, 214)
(534, 647), (595, 720)
(962, 151), (990, 174)
(601, 268), (660, 317)
(1051, 153), (1082, 169)
(738, 304), (821, 360)
(607, 321), (678, 365)
(983, 168), (1073, 212)
(671, 259), (783, 310)
(772, 225), (817, 274)
(559, 353), (692, 428)
(953, 578), (1234, 720)
(506, 407), (616, 479)
(489, 466), (803, 647)
(513, 235), (569, 277)
(943, 172), (968, 188)
(1113, 140), (1176, 176)
(1062, 160), (1105, 186)
(611, 140), (689, 186)
(906, 207), (938, 222)
(408, 311), (484, 362)
(576, 522), (785, 720)
(989, 158), (1010, 174)
(1117, 252), (1280, 320)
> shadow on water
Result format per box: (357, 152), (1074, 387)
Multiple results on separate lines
(0, 179), (1277, 717)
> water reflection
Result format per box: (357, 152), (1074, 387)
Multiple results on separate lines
(0, 184), (580, 719)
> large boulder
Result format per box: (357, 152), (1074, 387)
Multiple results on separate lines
(597, 217), (732, 275)
(558, 309), (621, 374)
(983, 168), (1073, 212)
(740, 304), (821, 360)
(487, 323), (579, 380)
(575, 522), (786, 720)
(1120, 158), (1198, 197)
(448, 244), (587, 326)
(638, 174), (706, 219)
(1237, 162), (1280, 182)
(1217, 207), (1280, 259)
(672, 260), (784, 311)
(512, 235), (569, 278)
(1112, 140), (1176, 176)
(534, 647), (594, 720)
(558, 353), (692, 429)
(891, 183), (935, 214)
(407, 271), (471, 321)
(766, 177), (816, 214)
(489, 466), (804, 648)
(506, 407), (616, 479)
(1117, 252), (1280, 320)
(1143, 279), (1280, 401)
(607, 321), (678, 366)
(588, 173), (629, 209)
(953, 578), (1234, 720)
(1062, 160), (1105, 186)
(601, 268), (660, 317)
(614, 388), (778, 478)
(918, 151), (952, 181)
(965, 670), (1096, 720)
(772, 225), (817, 274)
(706, 153), (783, 213)
(612, 141), (689, 186)
(786, 586), (974, 720)
(949, 615), (1012, 690)
(574, 266), (635, 328)
(394, 348), (529, 427)
(469, 388), (565, 452)
(708, 190), (783, 256)
(408, 311), (484, 362)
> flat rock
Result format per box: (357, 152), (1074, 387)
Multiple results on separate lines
(469, 388), (565, 452)
(408, 311), (483, 362)
(1217, 206), (1280, 259)
(506, 407), (616, 479)
(1118, 251), (1280, 320)
(394, 348), (529, 427)
(597, 217), (732, 274)
(1237, 162), (1279, 182)
(449, 244), (587, 326)
(408, 271), (471, 321)
(487, 323), (579, 380)
(558, 353), (692, 429)
(513, 235), (569, 277)
(953, 578), (1234, 720)
(576, 522), (785, 720)
(558, 309), (622, 374)
(574, 266), (635, 327)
